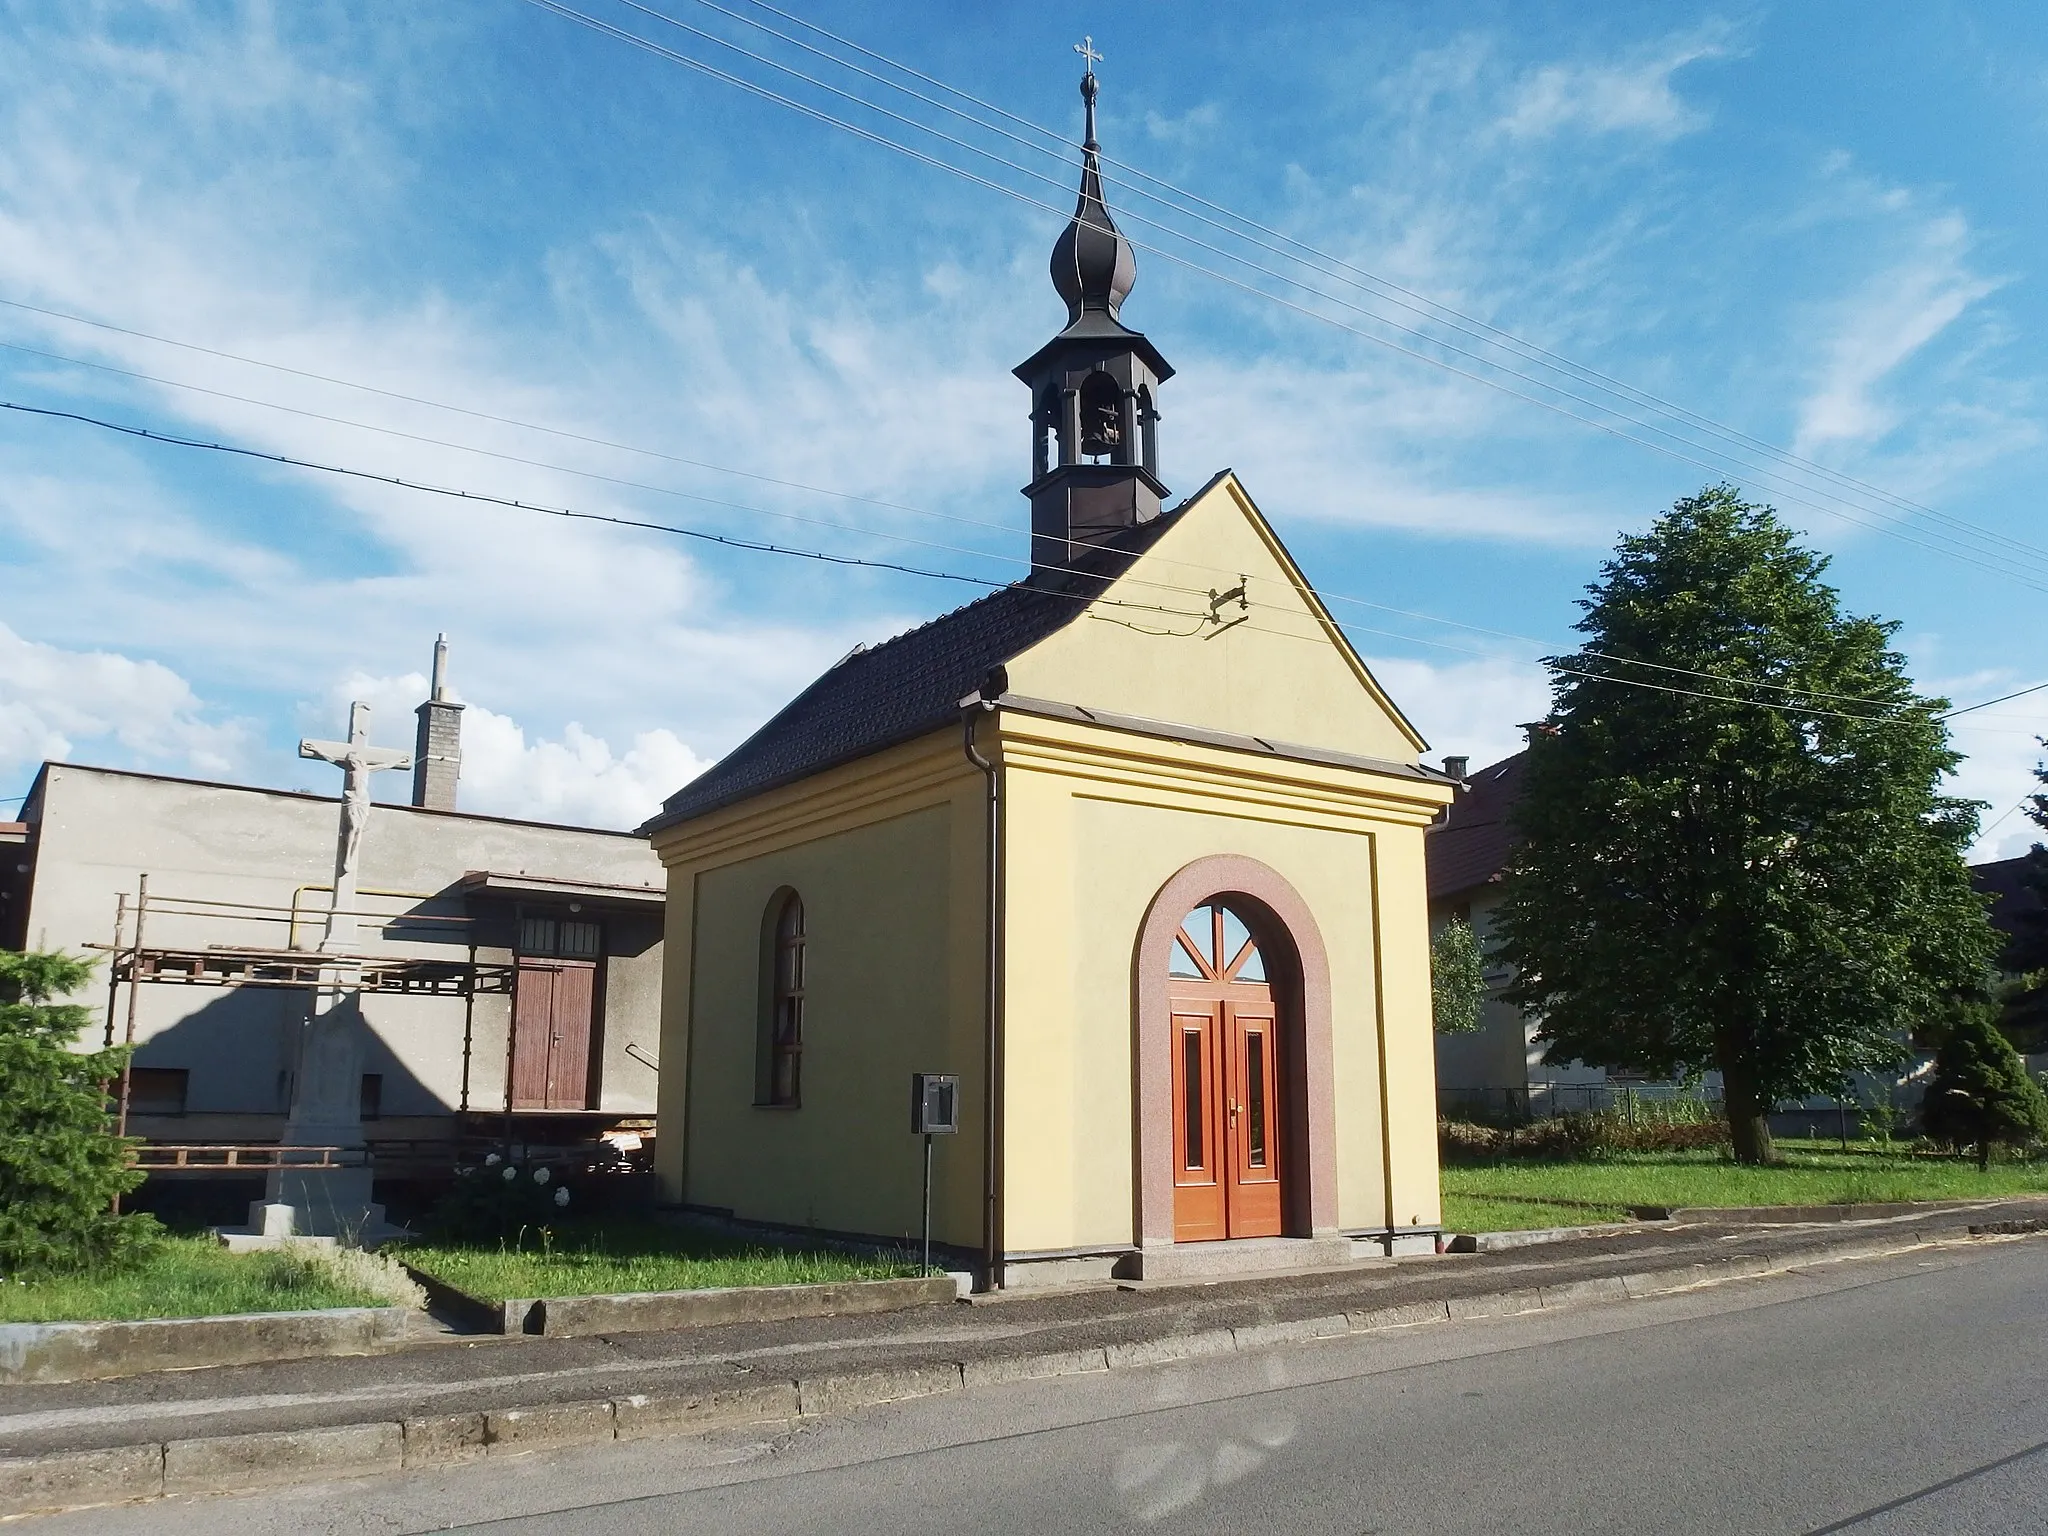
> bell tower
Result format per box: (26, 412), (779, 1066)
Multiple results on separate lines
(1015, 45), (1174, 569)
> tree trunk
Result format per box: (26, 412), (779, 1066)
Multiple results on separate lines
(1979, 1137), (1991, 1173)
(1716, 1037), (1777, 1165)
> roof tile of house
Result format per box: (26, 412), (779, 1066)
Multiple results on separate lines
(641, 492), (1208, 834)
(1426, 749), (1525, 903)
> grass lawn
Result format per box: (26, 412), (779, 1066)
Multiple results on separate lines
(395, 1220), (921, 1303)
(1442, 1141), (2048, 1233)
(0, 1237), (388, 1324)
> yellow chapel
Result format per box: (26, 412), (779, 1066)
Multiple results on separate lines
(641, 65), (1455, 1290)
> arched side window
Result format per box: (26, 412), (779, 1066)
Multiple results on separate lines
(758, 891), (805, 1107)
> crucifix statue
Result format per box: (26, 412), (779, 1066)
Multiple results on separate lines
(299, 701), (412, 951)
(232, 701), (412, 1245)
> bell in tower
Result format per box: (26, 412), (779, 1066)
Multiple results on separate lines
(1015, 46), (1174, 569)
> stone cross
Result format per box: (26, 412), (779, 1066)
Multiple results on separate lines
(1074, 35), (1102, 73)
(299, 702), (411, 952)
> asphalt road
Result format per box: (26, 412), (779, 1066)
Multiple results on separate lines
(39, 1236), (2048, 1535)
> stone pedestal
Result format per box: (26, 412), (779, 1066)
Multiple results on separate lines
(220, 980), (401, 1247)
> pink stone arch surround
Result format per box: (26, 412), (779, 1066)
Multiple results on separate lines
(1133, 855), (1340, 1246)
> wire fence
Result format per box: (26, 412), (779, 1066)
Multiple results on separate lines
(1439, 1082), (1882, 1143)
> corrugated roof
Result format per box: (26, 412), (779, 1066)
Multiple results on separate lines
(641, 495), (1206, 834)
(1426, 750), (1525, 902)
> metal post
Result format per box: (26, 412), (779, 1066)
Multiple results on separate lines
(502, 952), (518, 1163)
(115, 875), (148, 1141)
(458, 941), (476, 1115)
(1837, 1096), (1848, 1151)
(102, 893), (127, 1048)
(921, 1131), (934, 1278)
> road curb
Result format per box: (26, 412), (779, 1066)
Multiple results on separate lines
(0, 1224), (2018, 1518)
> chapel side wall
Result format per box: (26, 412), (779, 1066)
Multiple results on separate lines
(19, 766), (663, 1127)
(664, 792), (986, 1249)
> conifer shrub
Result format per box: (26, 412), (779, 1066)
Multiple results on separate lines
(1920, 1002), (2048, 1170)
(0, 951), (159, 1275)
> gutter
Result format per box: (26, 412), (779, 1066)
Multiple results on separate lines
(961, 669), (1007, 1291)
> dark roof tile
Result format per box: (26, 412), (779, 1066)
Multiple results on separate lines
(641, 503), (1197, 833)
(1426, 750), (1525, 902)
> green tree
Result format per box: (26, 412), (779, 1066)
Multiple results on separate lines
(1921, 992), (2048, 1170)
(0, 950), (153, 1274)
(1431, 918), (1489, 1034)
(1493, 486), (1997, 1164)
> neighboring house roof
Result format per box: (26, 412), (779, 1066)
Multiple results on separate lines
(641, 490), (1208, 835)
(1973, 854), (2045, 951)
(1426, 750), (1526, 903)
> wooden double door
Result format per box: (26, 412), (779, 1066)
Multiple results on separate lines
(1169, 902), (1285, 1242)
(510, 958), (596, 1110)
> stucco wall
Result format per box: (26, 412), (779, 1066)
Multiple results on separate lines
(19, 764), (664, 1126)
(999, 712), (1446, 1254)
(1004, 475), (1425, 765)
(651, 733), (987, 1249)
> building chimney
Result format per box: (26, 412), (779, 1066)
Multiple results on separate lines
(412, 633), (463, 811)
(1442, 755), (1469, 783)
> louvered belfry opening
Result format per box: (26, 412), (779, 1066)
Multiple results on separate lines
(1014, 62), (1174, 570)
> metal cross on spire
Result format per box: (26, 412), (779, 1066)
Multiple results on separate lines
(1073, 35), (1103, 74)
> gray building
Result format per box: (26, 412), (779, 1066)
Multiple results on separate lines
(5, 706), (667, 1188)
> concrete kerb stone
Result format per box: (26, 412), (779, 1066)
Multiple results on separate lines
(1230, 1314), (1350, 1352)
(1347, 1299), (1452, 1333)
(796, 1361), (965, 1417)
(0, 1443), (164, 1518)
(613, 1382), (801, 1438)
(401, 1411), (488, 1468)
(484, 1400), (617, 1454)
(1104, 1328), (1238, 1370)
(1447, 1287), (1545, 1321)
(163, 1422), (402, 1496)
(0, 1306), (415, 1386)
(961, 1347), (1110, 1389)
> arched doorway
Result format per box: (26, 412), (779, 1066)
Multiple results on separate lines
(1135, 856), (1339, 1249)
(1168, 900), (1287, 1241)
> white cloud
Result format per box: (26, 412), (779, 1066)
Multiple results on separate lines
(1794, 211), (2006, 456)
(1498, 29), (1733, 142)
(325, 668), (706, 830)
(1362, 650), (1552, 769)
(0, 622), (245, 786)
(457, 713), (707, 830)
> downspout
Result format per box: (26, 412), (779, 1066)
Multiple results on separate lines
(962, 671), (1006, 1290)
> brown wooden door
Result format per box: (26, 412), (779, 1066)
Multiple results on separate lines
(1168, 903), (1285, 1241)
(1170, 1008), (1227, 1241)
(511, 959), (597, 1110)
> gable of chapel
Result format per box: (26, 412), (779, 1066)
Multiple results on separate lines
(1003, 472), (1428, 766)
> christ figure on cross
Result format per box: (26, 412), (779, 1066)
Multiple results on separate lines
(299, 701), (412, 952)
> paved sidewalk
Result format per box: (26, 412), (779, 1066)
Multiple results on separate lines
(4, 1198), (2042, 1464)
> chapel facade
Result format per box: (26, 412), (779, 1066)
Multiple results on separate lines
(643, 65), (1455, 1288)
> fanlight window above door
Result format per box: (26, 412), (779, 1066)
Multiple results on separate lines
(1168, 902), (1268, 983)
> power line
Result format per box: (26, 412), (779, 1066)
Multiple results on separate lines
(699, 0), (2048, 573)
(4, 397), (1943, 726)
(521, 0), (2048, 592)
(707, 0), (2048, 574)
(1942, 680), (2048, 720)
(1, 329), (1929, 715)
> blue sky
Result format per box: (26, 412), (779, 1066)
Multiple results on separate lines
(2, 1), (2046, 852)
